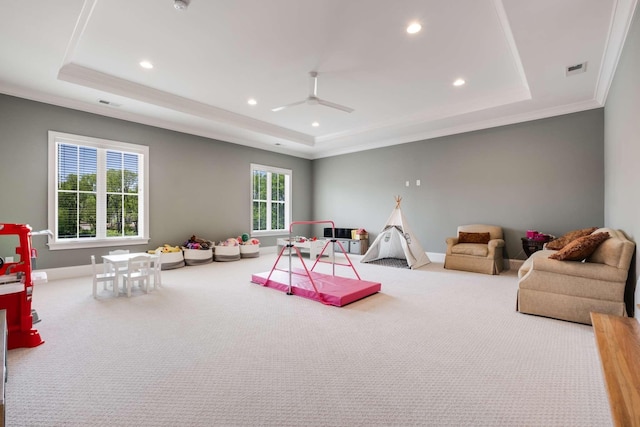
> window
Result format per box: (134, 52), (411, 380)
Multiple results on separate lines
(251, 164), (291, 235)
(48, 131), (149, 250)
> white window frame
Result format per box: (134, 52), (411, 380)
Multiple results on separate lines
(47, 131), (150, 250)
(250, 163), (292, 236)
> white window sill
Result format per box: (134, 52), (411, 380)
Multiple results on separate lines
(47, 237), (150, 251)
(251, 231), (289, 238)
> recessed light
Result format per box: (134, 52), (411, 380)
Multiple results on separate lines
(139, 61), (154, 69)
(247, 98), (257, 106)
(312, 121), (320, 127)
(453, 78), (466, 86)
(407, 22), (422, 34)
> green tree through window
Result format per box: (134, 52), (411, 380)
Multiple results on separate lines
(251, 165), (291, 233)
(106, 151), (139, 237)
(57, 144), (98, 238)
(50, 132), (148, 249)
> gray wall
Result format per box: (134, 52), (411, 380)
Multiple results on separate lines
(0, 94), (313, 269)
(0, 93), (610, 272)
(604, 6), (640, 318)
(313, 109), (605, 262)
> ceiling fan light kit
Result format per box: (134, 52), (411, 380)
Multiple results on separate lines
(271, 71), (354, 113)
(173, 0), (189, 11)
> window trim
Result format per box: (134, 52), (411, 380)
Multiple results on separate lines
(250, 163), (292, 237)
(47, 131), (150, 250)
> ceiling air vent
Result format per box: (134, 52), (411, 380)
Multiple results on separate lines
(566, 62), (587, 77)
(98, 99), (121, 107)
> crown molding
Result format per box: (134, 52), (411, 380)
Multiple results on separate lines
(312, 99), (602, 159)
(595, 0), (639, 103)
(57, 63), (315, 147)
(0, 84), (315, 159)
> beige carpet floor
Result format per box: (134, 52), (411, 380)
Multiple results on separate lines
(6, 253), (611, 426)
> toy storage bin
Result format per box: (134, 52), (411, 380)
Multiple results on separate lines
(214, 245), (240, 262)
(240, 244), (260, 258)
(157, 250), (185, 270)
(182, 247), (213, 265)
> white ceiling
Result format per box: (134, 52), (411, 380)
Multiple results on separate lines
(1, 0), (637, 159)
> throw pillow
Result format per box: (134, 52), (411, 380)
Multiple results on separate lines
(548, 232), (610, 261)
(458, 232), (491, 244)
(545, 226), (598, 250)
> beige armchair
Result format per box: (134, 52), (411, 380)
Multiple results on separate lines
(444, 224), (505, 275)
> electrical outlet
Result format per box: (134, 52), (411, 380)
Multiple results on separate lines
(416, 179), (421, 186)
(405, 181), (410, 187)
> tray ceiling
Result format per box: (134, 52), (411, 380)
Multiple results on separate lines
(0, 0), (636, 158)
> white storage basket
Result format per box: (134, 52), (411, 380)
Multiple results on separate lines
(157, 250), (185, 270)
(182, 247), (213, 265)
(239, 244), (260, 258)
(214, 245), (241, 262)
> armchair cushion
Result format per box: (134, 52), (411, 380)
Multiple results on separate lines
(451, 243), (489, 257)
(548, 232), (610, 261)
(458, 232), (490, 244)
(545, 226), (598, 250)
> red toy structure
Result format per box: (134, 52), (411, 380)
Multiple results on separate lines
(0, 223), (48, 349)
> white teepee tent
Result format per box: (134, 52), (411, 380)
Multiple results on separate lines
(361, 196), (431, 269)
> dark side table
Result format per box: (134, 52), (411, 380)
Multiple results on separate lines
(521, 237), (545, 257)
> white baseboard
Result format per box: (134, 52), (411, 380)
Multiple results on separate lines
(38, 264), (93, 281)
(35, 247), (521, 281)
(39, 246), (278, 281)
(426, 252), (445, 263)
(509, 258), (525, 270)
(260, 246), (278, 254)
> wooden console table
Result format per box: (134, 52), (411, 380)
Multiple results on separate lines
(590, 311), (640, 427)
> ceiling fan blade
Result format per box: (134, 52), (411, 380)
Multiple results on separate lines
(317, 98), (354, 113)
(271, 100), (306, 112)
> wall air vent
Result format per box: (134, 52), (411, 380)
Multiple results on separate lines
(566, 62), (587, 76)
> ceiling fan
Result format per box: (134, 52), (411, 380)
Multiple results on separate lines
(271, 71), (354, 113)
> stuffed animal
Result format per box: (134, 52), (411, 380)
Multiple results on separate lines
(219, 237), (239, 246)
(184, 235), (212, 250)
(148, 244), (181, 254)
(238, 236), (259, 245)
